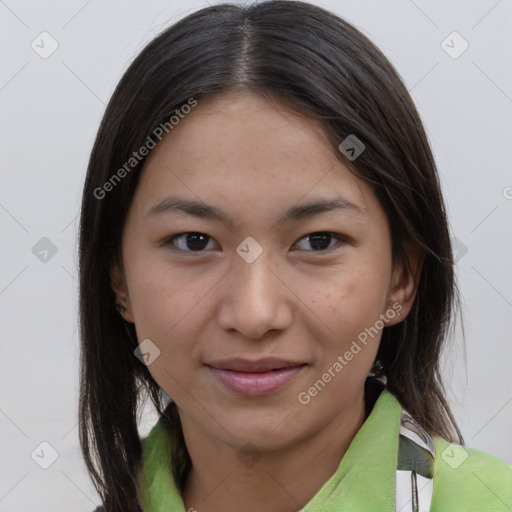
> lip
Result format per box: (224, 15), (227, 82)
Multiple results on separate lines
(206, 358), (307, 396)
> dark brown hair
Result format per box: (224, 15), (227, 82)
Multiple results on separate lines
(78, 2), (464, 510)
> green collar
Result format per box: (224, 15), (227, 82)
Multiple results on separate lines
(139, 389), (401, 511)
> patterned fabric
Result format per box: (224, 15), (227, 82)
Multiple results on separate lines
(396, 409), (436, 511)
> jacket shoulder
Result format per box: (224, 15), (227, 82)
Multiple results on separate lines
(432, 436), (512, 510)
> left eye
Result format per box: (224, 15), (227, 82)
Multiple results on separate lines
(294, 232), (345, 252)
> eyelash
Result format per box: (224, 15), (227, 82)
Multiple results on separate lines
(164, 231), (347, 254)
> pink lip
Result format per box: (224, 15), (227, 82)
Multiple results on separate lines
(206, 358), (307, 396)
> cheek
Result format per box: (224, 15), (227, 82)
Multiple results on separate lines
(304, 258), (390, 354)
(125, 261), (213, 382)
(320, 270), (387, 315)
(128, 257), (204, 331)
(127, 263), (209, 401)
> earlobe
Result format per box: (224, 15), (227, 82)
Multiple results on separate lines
(110, 263), (135, 323)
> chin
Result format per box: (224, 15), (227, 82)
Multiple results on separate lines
(213, 408), (306, 449)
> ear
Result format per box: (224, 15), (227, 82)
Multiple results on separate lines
(110, 262), (135, 323)
(384, 242), (424, 327)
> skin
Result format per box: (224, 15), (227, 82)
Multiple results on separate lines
(111, 91), (421, 512)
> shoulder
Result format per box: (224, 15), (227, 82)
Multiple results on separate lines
(432, 436), (512, 509)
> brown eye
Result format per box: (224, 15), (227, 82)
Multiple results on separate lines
(294, 232), (345, 252)
(166, 232), (217, 252)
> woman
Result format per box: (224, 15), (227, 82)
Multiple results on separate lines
(79, 2), (512, 511)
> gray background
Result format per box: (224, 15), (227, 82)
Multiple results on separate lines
(1, 0), (511, 510)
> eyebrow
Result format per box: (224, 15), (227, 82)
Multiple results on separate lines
(145, 195), (364, 226)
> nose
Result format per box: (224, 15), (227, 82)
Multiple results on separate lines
(216, 252), (294, 339)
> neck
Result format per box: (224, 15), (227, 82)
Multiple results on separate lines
(181, 388), (370, 512)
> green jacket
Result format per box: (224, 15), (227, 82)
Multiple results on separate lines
(138, 390), (512, 511)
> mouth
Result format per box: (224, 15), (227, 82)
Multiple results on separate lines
(205, 358), (308, 396)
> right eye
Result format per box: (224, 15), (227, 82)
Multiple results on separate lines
(164, 232), (219, 253)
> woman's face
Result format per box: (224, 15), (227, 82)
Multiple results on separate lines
(112, 91), (417, 451)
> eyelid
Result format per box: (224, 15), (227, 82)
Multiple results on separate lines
(164, 232), (219, 253)
(164, 231), (349, 254)
(292, 232), (348, 253)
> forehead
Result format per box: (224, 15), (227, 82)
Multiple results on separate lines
(130, 91), (377, 220)
(145, 91), (335, 172)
